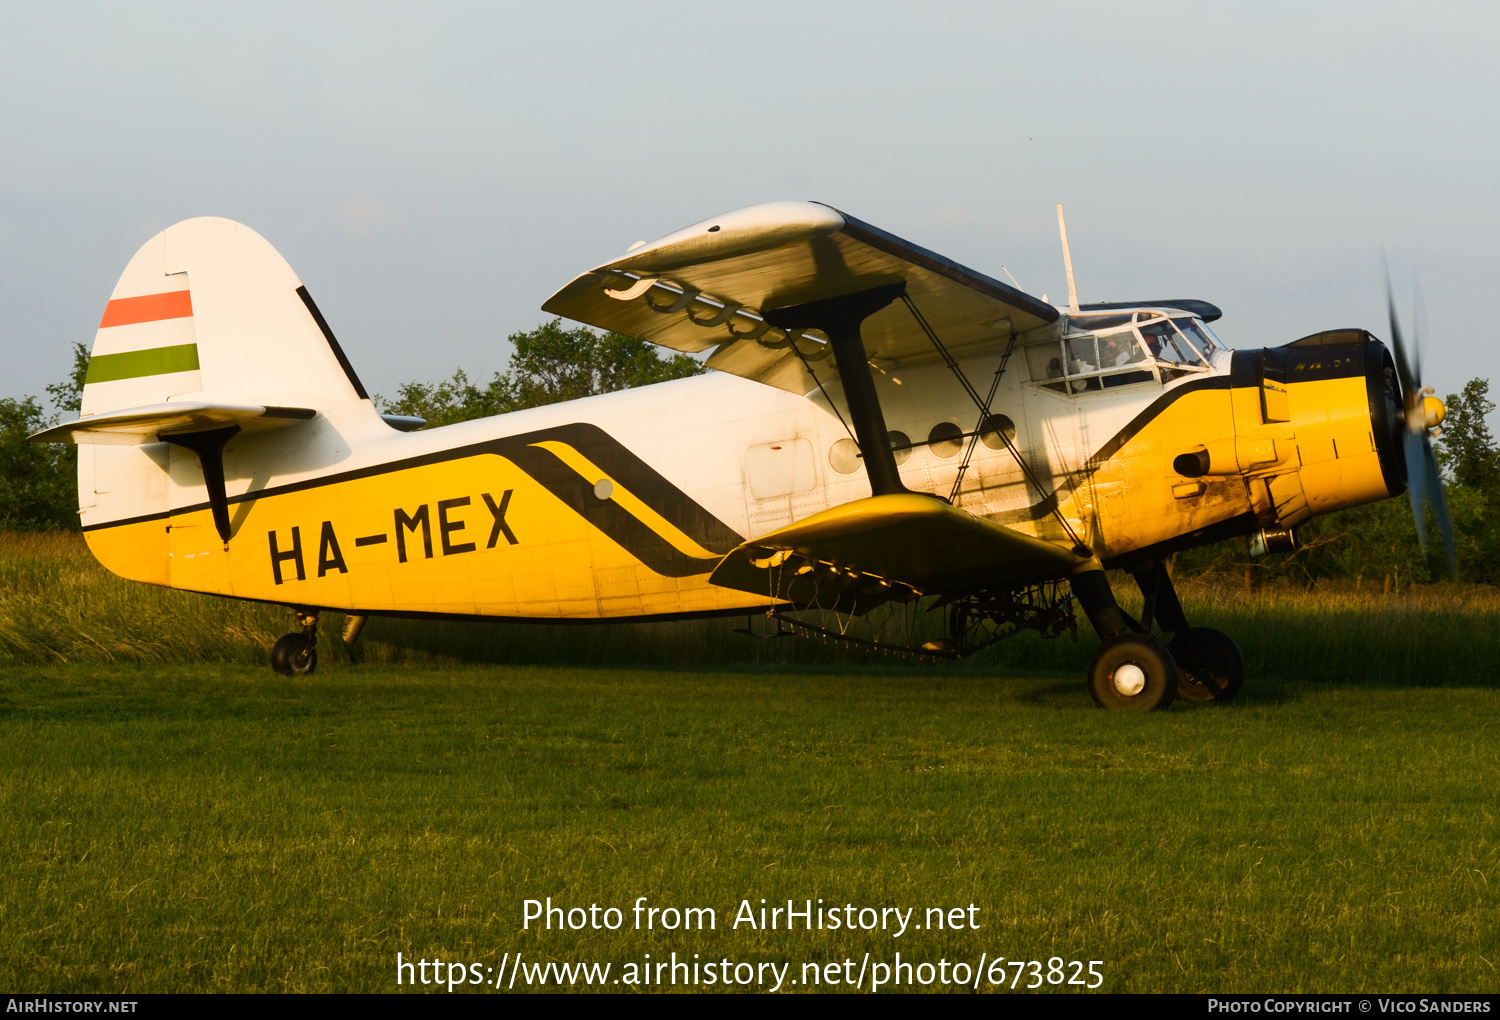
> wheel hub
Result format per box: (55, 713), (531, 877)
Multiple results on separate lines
(1112, 662), (1147, 696)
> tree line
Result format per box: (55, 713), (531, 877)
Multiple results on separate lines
(3, 321), (1496, 587)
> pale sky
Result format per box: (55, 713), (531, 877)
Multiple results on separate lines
(3, 2), (1497, 411)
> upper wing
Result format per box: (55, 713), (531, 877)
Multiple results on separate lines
(709, 493), (1086, 611)
(542, 201), (1059, 394)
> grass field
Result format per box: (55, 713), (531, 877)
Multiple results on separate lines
(2, 534), (1498, 993)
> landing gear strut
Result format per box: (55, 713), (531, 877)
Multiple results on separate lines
(1070, 563), (1244, 709)
(271, 609), (319, 676)
(1168, 627), (1244, 703)
(1129, 562), (1244, 703)
(1072, 568), (1177, 711)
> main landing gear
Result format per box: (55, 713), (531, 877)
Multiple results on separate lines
(271, 609), (319, 676)
(269, 610), (370, 675)
(1070, 563), (1244, 711)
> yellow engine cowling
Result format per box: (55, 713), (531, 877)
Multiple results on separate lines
(1226, 330), (1406, 552)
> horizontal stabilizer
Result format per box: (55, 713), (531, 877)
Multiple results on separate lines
(543, 201), (1059, 395)
(30, 402), (315, 446)
(710, 493), (1086, 611)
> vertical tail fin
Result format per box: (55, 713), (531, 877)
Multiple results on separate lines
(83, 217), (373, 416)
(64, 218), (389, 581)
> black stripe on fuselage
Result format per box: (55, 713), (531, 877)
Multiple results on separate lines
(501, 438), (724, 577)
(987, 374), (1233, 525)
(994, 349), (1371, 529)
(87, 358), (1342, 573)
(87, 422), (743, 578)
(990, 346), (1368, 526)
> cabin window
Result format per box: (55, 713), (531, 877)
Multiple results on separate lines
(1065, 336), (1102, 391)
(928, 422), (963, 458)
(827, 431), (912, 475)
(980, 414), (1017, 450)
(888, 430), (913, 466)
(1140, 315), (1208, 382)
(1027, 330), (1156, 393)
(1025, 339), (1070, 392)
(828, 438), (861, 475)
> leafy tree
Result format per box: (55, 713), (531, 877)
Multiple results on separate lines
(0, 396), (76, 531)
(45, 342), (89, 417)
(0, 342), (88, 531)
(507, 318), (704, 407)
(378, 369), (520, 430)
(1436, 378), (1499, 495)
(377, 319), (704, 428)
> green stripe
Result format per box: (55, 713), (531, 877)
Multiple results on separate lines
(85, 344), (200, 384)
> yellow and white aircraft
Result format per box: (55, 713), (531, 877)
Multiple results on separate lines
(32, 203), (1448, 709)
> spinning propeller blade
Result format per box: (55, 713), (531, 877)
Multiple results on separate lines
(1387, 273), (1456, 574)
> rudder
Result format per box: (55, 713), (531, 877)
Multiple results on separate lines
(83, 217), (372, 416)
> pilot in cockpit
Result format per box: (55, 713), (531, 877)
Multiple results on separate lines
(1102, 337), (1133, 367)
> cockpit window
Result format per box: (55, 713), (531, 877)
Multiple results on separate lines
(1098, 330), (1148, 369)
(1139, 320), (1193, 364)
(1027, 311), (1213, 394)
(1172, 317), (1219, 360)
(1066, 335), (1099, 374)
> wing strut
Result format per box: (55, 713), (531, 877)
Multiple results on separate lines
(764, 283), (913, 497)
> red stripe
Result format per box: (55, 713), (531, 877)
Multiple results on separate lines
(99, 290), (193, 328)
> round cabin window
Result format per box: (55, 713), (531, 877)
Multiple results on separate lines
(928, 422), (963, 459)
(980, 414), (1017, 450)
(829, 438), (861, 474)
(888, 430), (912, 466)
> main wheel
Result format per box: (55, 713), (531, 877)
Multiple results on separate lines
(1169, 627), (1244, 703)
(1088, 634), (1177, 711)
(270, 633), (317, 676)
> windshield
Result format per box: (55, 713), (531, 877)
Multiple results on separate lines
(1172, 317), (1220, 360)
(1139, 318), (1203, 366)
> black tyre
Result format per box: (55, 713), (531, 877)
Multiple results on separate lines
(1087, 634), (1177, 711)
(270, 633), (317, 676)
(1169, 627), (1244, 703)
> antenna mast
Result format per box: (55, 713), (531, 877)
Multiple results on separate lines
(1056, 204), (1080, 313)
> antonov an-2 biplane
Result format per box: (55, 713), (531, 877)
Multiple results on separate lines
(33, 203), (1450, 709)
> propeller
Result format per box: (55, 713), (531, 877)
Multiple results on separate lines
(1386, 275), (1457, 574)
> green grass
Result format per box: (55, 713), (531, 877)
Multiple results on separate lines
(2, 534), (1499, 993)
(7, 531), (1500, 684)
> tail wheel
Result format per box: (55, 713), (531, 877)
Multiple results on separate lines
(1088, 634), (1177, 711)
(1169, 627), (1244, 703)
(270, 633), (318, 676)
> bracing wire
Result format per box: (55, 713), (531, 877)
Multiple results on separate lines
(787, 333), (859, 450)
(899, 294), (1087, 550)
(948, 331), (1019, 504)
